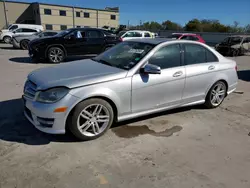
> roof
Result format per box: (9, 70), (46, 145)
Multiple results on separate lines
(124, 30), (151, 33)
(172, 33), (198, 36)
(5, 0), (119, 12)
(126, 38), (173, 45)
(227, 35), (250, 38)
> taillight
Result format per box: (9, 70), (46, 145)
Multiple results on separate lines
(235, 65), (237, 71)
(119, 37), (123, 42)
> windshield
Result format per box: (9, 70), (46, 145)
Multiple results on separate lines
(92, 41), (155, 70)
(34, 31), (42, 36)
(8, 24), (18, 31)
(55, 29), (73, 37)
(117, 31), (126, 38)
(167, 34), (182, 39)
(7, 24), (13, 29)
(229, 37), (243, 45)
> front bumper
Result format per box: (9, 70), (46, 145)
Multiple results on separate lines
(23, 93), (79, 134)
(28, 46), (45, 59)
(12, 39), (20, 48)
(0, 34), (4, 40)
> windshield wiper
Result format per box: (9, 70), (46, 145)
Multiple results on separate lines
(91, 58), (128, 70)
(92, 58), (113, 66)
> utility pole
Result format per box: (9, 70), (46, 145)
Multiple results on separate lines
(72, 6), (75, 28)
(2, 0), (9, 28)
(96, 10), (99, 28)
(127, 20), (129, 29)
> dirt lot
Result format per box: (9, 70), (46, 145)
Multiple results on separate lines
(0, 43), (250, 188)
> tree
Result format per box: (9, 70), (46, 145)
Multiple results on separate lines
(162, 20), (182, 30)
(184, 19), (202, 32)
(141, 21), (163, 31)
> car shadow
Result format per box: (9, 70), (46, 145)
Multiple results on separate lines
(237, 70), (250, 82)
(0, 46), (21, 50)
(0, 98), (204, 145)
(9, 55), (96, 64)
(9, 57), (32, 63)
(0, 98), (79, 145)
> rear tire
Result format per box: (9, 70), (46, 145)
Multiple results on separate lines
(68, 98), (114, 141)
(3, 36), (11, 43)
(20, 40), (29, 50)
(47, 47), (65, 63)
(204, 81), (227, 109)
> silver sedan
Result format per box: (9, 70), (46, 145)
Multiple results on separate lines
(23, 39), (238, 140)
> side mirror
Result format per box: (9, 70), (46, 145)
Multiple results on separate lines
(141, 63), (161, 74)
(13, 31), (16, 34)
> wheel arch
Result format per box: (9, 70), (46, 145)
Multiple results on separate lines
(205, 79), (229, 98)
(45, 44), (67, 57)
(20, 39), (30, 47)
(65, 95), (119, 131)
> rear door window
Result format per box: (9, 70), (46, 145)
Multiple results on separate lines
(87, 30), (103, 38)
(184, 43), (218, 64)
(184, 44), (206, 65)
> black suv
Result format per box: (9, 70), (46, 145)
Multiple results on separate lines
(28, 28), (121, 63)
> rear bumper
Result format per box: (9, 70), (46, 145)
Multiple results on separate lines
(227, 83), (237, 95)
(12, 39), (20, 48)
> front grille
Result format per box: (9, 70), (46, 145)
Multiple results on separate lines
(24, 80), (37, 100)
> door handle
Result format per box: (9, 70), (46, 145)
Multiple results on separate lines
(173, 71), (183, 77)
(208, 65), (215, 70)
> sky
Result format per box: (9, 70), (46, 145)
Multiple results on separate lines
(14, 0), (250, 26)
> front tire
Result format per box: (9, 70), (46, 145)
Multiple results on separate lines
(3, 36), (11, 43)
(47, 47), (65, 63)
(68, 98), (114, 141)
(205, 81), (227, 108)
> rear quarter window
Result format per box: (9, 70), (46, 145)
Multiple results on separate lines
(206, 49), (218, 62)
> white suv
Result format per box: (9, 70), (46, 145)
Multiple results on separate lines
(0, 28), (40, 43)
(120, 30), (154, 41)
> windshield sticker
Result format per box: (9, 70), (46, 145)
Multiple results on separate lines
(135, 57), (140, 61)
(128, 49), (144, 54)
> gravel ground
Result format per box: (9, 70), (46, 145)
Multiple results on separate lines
(0, 43), (250, 188)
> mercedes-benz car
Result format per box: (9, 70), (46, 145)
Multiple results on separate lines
(23, 39), (238, 141)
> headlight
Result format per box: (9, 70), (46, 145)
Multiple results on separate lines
(36, 87), (69, 103)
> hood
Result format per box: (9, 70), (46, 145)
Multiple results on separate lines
(28, 59), (127, 90)
(30, 36), (58, 45)
(0, 29), (9, 33)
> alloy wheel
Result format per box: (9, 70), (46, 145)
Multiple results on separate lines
(77, 104), (110, 137)
(49, 48), (64, 63)
(4, 36), (11, 43)
(210, 83), (226, 106)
